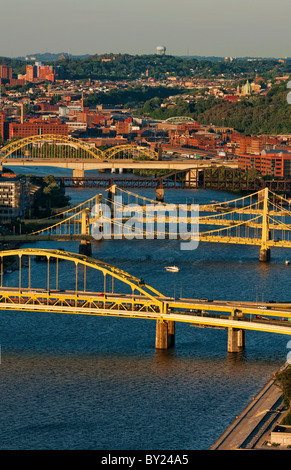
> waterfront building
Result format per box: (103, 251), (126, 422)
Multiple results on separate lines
(238, 149), (291, 178)
(0, 178), (24, 220)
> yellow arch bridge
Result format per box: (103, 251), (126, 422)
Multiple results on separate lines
(1, 248), (291, 352)
(3, 185), (291, 262)
(0, 134), (159, 169)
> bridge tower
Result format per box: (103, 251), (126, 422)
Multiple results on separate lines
(79, 207), (91, 255)
(259, 187), (270, 262)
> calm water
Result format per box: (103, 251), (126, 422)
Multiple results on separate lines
(0, 178), (290, 450)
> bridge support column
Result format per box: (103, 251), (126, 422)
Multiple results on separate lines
(259, 247), (270, 262)
(79, 240), (92, 256)
(156, 183), (164, 202)
(185, 169), (199, 188)
(167, 320), (175, 347)
(227, 328), (245, 353)
(73, 168), (85, 178)
(155, 320), (175, 349)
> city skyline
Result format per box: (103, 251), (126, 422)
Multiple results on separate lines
(1, 0), (291, 59)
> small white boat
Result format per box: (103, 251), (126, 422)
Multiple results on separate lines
(165, 266), (179, 272)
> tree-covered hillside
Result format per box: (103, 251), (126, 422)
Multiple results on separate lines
(197, 83), (291, 134)
(51, 54), (291, 81)
(136, 82), (291, 135)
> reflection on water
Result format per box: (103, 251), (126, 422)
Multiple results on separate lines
(0, 183), (290, 449)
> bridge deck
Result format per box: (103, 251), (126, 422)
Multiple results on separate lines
(0, 288), (291, 336)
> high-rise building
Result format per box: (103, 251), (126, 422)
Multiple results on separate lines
(26, 65), (37, 81)
(0, 111), (8, 141)
(0, 65), (12, 80)
(25, 63), (63, 82)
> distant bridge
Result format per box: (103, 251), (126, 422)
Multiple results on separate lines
(2, 186), (291, 262)
(54, 167), (291, 193)
(0, 134), (238, 178)
(165, 116), (196, 124)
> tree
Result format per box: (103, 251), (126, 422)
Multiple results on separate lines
(36, 175), (70, 214)
(274, 365), (291, 424)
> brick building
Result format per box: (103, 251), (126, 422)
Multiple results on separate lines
(235, 135), (279, 155)
(26, 65), (37, 82)
(169, 125), (218, 149)
(9, 119), (68, 139)
(115, 120), (131, 135)
(0, 111), (9, 141)
(238, 149), (291, 178)
(25, 63), (63, 82)
(0, 65), (12, 81)
(0, 111), (5, 140)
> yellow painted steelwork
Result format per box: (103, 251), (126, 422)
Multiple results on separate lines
(103, 144), (158, 160)
(0, 249), (291, 337)
(1, 186), (291, 256)
(0, 135), (158, 163)
(0, 134), (104, 161)
(0, 247), (163, 296)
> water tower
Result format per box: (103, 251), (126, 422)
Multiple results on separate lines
(156, 46), (166, 56)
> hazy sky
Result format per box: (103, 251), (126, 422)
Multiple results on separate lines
(1, 0), (291, 58)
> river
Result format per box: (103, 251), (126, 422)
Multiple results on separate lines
(0, 168), (289, 450)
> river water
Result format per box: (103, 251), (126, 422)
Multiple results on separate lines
(0, 168), (290, 450)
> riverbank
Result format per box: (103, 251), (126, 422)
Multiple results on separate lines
(210, 362), (290, 450)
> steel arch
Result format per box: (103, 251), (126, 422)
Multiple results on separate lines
(0, 248), (165, 304)
(0, 134), (104, 163)
(0, 136), (159, 163)
(104, 144), (158, 160)
(165, 116), (195, 124)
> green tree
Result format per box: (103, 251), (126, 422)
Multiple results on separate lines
(275, 365), (291, 424)
(36, 175), (70, 214)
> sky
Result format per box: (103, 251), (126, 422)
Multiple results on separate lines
(1, 0), (291, 58)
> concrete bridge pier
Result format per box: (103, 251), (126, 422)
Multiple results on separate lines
(227, 327), (245, 353)
(155, 320), (175, 349)
(156, 182), (164, 202)
(259, 247), (271, 262)
(79, 240), (92, 256)
(185, 169), (199, 188)
(73, 168), (85, 178)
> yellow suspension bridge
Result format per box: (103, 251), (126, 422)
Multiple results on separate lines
(1, 247), (291, 352)
(2, 185), (291, 261)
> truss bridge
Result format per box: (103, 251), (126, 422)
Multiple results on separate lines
(1, 248), (291, 352)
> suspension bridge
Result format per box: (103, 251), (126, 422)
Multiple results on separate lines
(2, 185), (291, 261)
(1, 247), (291, 352)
